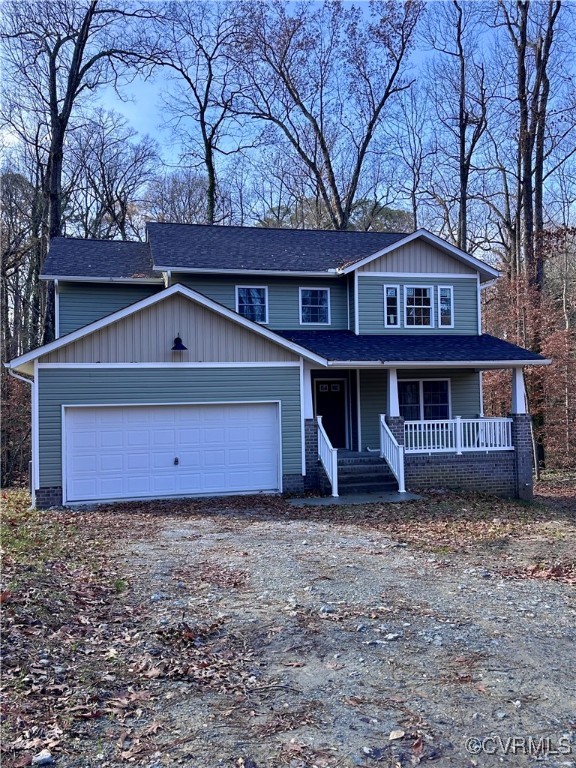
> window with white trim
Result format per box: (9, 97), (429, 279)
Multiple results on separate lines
(438, 286), (454, 327)
(398, 380), (450, 420)
(300, 288), (330, 324)
(384, 285), (400, 327)
(236, 286), (268, 323)
(404, 286), (434, 327)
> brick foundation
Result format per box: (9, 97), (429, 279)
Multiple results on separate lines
(511, 413), (533, 500)
(385, 416), (405, 445)
(282, 474), (305, 495)
(303, 418), (331, 495)
(405, 452), (517, 497)
(35, 487), (63, 508)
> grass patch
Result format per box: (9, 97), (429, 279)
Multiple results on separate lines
(0, 489), (75, 569)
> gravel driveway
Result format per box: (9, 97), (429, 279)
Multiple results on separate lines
(2, 483), (575, 768)
(98, 492), (575, 768)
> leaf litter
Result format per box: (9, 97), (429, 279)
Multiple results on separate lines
(1, 478), (575, 767)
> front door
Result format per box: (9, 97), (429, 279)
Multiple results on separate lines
(314, 379), (347, 448)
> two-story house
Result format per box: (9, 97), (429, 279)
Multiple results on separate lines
(7, 224), (548, 508)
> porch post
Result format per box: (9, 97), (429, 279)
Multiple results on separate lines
(511, 368), (527, 414)
(387, 368), (400, 418)
(303, 362), (314, 419)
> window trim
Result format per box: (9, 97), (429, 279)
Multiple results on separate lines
(438, 285), (454, 329)
(299, 286), (331, 325)
(403, 284), (435, 328)
(383, 284), (401, 328)
(398, 378), (452, 421)
(235, 285), (269, 324)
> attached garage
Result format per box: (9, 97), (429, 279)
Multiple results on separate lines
(63, 402), (281, 503)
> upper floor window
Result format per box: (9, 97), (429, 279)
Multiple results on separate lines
(438, 286), (454, 327)
(404, 286), (434, 327)
(236, 286), (268, 323)
(300, 287), (330, 324)
(384, 285), (400, 327)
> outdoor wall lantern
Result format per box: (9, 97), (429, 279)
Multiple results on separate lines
(171, 334), (187, 351)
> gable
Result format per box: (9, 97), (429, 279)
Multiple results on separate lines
(40, 294), (299, 364)
(357, 240), (477, 275)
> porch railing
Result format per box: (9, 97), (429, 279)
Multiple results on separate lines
(404, 417), (513, 454)
(317, 416), (338, 496)
(379, 415), (406, 493)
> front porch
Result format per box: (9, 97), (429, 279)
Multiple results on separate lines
(304, 366), (533, 500)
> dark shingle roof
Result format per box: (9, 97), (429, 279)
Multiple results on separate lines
(43, 237), (158, 280)
(277, 331), (546, 364)
(147, 222), (408, 272)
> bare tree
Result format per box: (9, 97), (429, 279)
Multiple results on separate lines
(1, 0), (158, 340)
(145, 1), (245, 224)
(143, 168), (211, 224)
(66, 111), (158, 240)
(234, 0), (424, 231)
(422, 0), (489, 251)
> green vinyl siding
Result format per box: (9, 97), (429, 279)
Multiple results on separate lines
(38, 367), (301, 487)
(174, 274), (348, 330)
(59, 282), (161, 336)
(359, 370), (388, 450)
(359, 369), (481, 450)
(358, 276), (478, 334)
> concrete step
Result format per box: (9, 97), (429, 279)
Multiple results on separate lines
(339, 479), (399, 495)
(338, 464), (396, 478)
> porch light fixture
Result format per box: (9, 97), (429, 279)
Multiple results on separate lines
(171, 334), (187, 351)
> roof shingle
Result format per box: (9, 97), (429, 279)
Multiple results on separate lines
(43, 238), (157, 279)
(276, 330), (546, 364)
(147, 222), (408, 272)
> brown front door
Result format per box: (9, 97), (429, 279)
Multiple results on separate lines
(314, 379), (347, 448)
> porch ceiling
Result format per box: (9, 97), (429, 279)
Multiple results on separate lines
(277, 330), (549, 367)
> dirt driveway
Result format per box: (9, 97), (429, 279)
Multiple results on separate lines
(2, 479), (575, 768)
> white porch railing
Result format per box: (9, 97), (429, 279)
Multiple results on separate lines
(379, 415), (406, 493)
(317, 416), (338, 496)
(404, 417), (513, 454)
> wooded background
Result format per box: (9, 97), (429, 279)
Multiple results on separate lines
(2, 0), (575, 486)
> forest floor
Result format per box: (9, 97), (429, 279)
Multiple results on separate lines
(1, 474), (575, 768)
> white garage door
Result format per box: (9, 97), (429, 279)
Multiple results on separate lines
(64, 403), (280, 503)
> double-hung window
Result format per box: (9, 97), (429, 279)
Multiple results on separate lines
(383, 285), (400, 327)
(300, 288), (330, 325)
(399, 380), (450, 421)
(236, 286), (268, 323)
(404, 286), (434, 327)
(438, 286), (454, 327)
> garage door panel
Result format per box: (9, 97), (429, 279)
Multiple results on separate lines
(65, 403), (280, 502)
(152, 429), (174, 447)
(176, 428), (201, 446)
(126, 453), (150, 471)
(100, 431), (124, 449)
(100, 454), (123, 471)
(126, 430), (150, 447)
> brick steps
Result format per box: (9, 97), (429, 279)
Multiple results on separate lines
(337, 452), (398, 495)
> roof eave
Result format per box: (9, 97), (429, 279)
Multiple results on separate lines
(153, 265), (340, 277)
(325, 358), (550, 368)
(40, 274), (164, 284)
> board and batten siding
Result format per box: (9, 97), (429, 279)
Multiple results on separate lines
(357, 240), (477, 274)
(38, 367), (302, 487)
(43, 294), (299, 364)
(174, 274), (348, 330)
(358, 276), (478, 334)
(58, 282), (161, 335)
(359, 369), (481, 450)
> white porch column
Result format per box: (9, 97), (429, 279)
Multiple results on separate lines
(387, 368), (400, 418)
(511, 368), (527, 414)
(303, 362), (314, 419)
